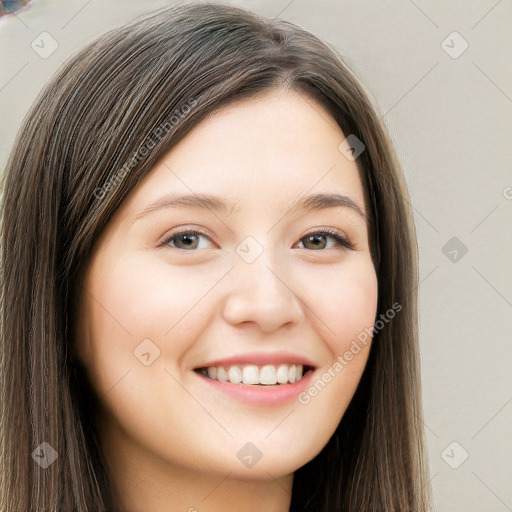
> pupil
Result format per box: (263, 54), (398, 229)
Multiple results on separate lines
(308, 235), (325, 249)
(179, 234), (197, 248)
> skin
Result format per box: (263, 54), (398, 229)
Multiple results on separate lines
(75, 87), (378, 512)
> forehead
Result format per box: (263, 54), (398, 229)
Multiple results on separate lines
(121, 88), (367, 222)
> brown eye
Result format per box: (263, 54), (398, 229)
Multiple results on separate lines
(297, 229), (353, 250)
(163, 230), (213, 250)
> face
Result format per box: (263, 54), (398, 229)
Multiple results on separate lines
(75, 88), (378, 483)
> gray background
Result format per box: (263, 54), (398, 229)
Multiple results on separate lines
(1, 1), (511, 510)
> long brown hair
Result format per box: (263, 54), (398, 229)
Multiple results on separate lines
(1, 3), (431, 510)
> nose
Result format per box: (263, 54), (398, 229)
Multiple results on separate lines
(221, 254), (305, 333)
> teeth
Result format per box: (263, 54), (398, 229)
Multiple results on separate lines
(288, 365), (296, 383)
(198, 363), (308, 385)
(276, 364), (289, 384)
(260, 365), (277, 385)
(228, 366), (242, 384)
(242, 365), (259, 385)
(217, 367), (228, 382)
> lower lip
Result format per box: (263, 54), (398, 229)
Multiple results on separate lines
(195, 370), (315, 406)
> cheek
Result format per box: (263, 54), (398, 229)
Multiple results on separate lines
(78, 255), (223, 385)
(290, 258), (377, 441)
(76, 258), (219, 452)
(300, 257), (378, 358)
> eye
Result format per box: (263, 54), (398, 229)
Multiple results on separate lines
(161, 229), (214, 250)
(296, 228), (353, 250)
(160, 227), (353, 251)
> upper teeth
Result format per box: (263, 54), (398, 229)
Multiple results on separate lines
(199, 364), (305, 385)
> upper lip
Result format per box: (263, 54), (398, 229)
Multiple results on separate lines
(194, 351), (317, 370)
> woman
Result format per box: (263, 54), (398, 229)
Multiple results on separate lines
(0, 3), (431, 511)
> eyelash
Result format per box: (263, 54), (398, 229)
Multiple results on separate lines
(160, 227), (354, 251)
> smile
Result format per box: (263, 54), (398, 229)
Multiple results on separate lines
(195, 363), (313, 386)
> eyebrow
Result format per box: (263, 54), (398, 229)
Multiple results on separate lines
(133, 192), (367, 222)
